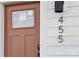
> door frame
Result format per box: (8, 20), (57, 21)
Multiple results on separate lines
(0, 1), (43, 57)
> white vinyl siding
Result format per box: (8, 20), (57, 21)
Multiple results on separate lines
(41, 1), (79, 56)
(47, 1), (79, 56)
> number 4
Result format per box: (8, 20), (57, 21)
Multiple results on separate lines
(59, 16), (63, 23)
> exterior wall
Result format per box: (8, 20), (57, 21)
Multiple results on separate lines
(41, 1), (79, 56)
(0, 1), (79, 57)
(0, 3), (4, 57)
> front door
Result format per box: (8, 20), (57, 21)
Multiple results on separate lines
(4, 1), (40, 57)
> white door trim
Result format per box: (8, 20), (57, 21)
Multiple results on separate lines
(0, 3), (4, 57)
(40, 1), (48, 56)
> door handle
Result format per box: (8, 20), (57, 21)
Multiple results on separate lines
(37, 44), (40, 57)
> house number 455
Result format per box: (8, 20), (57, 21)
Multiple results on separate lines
(58, 16), (64, 43)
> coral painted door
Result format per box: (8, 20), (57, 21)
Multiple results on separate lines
(4, 2), (40, 57)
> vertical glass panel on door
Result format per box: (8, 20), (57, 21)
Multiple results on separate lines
(12, 9), (34, 28)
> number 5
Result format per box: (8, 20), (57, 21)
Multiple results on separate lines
(59, 26), (64, 33)
(58, 35), (63, 43)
